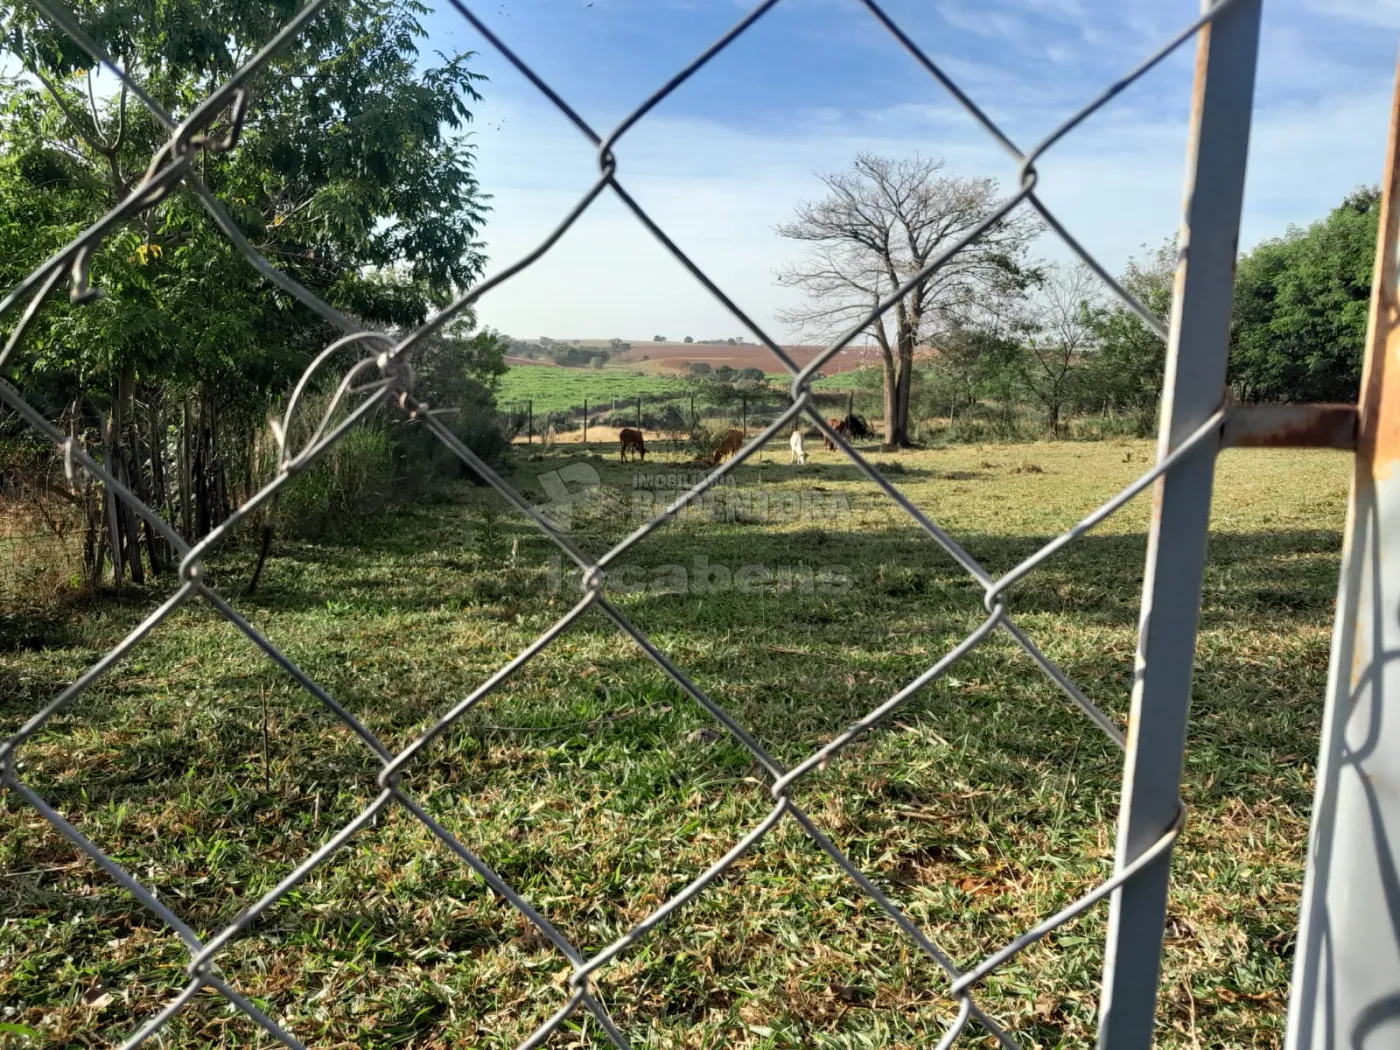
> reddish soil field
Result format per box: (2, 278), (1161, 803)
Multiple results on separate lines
(610, 341), (878, 375)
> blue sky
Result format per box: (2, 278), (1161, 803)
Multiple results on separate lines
(418, 0), (1400, 343)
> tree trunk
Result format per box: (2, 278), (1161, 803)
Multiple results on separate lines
(72, 402), (101, 589)
(101, 398), (125, 585)
(180, 396), (193, 541)
(116, 367), (145, 585)
(127, 390), (161, 577)
(890, 329), (915, 449)
(879, 349), (897, 448)
(153, 395), (175, 569)
(194, 391), (210, 538)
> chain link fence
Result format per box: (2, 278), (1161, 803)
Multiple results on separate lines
(1, 0), (1260, 1046)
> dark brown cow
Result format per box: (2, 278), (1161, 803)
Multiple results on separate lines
(824, 414), (872, 449)
(710, 428), (745, 465)
(619, 427), (647, 462)
(824, 417), (851, 451)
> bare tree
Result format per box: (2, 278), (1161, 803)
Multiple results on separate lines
(1019, 262), (1104, 436)
(775, 153), (1039, 448)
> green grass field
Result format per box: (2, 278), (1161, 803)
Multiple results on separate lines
(0, 438), (1349, 1048)
(497, 366), (688, 418)
(811, 366), (882, 390)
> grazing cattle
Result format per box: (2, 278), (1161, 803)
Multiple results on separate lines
(824, 417), (850, 451)
(619, 427), (647, 462)
(789, 429), (806, 465)
(844, 414), (875, 439)
(711, 428), (745, 465)
(824, 414), (872, 449)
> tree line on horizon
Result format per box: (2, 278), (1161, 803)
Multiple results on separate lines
(777, 153), (1379, 447)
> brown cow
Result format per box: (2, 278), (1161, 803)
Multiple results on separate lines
(619, 427), (647, 462)
(710, 428), (745, 465)
(823, 417), (851, 451)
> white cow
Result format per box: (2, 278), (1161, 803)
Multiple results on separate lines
(789, 429), (807, 465)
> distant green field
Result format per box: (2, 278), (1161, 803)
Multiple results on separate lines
(762, 367), (882, 390)
(496, 365), (687, 416)
(812, 365), (883, 389)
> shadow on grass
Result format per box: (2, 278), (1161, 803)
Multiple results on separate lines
(2, 509), (1341, 811)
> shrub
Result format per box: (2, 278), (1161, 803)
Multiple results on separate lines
(278, 426), (396, 538)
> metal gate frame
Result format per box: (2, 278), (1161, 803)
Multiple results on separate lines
(1283, 51), (1400, 1050)
(1105, 7), (1400, 1048)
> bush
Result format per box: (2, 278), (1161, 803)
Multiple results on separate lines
(915, 411), (1036, 446)
(397, 403), (514, 488)
(1068, 413), (1150, 441)
(278, 426), (397, 538)
(270, 374), (516, 537)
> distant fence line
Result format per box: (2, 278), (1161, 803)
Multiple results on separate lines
(502, 387), (870, 443)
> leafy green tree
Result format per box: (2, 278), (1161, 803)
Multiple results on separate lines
(927, 326), (1024, 416)
(1017, 262), (1101, 436)
(1229, 187), (1378, 402)
(0, 0), (493, 581)
(1083, 239), (1177, 434)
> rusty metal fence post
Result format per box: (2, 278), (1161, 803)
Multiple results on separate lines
(1284, 53), (1400, 1050)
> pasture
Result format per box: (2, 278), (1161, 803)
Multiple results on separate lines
(0, 438), (1347, 1048)
(496, 365), (687, 418)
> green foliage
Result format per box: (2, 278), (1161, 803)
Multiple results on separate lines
(928, 325), (1027, 411)
(1, 0), (490, 394)
(277, 425), (396, 538)
(392, 327), (513, 483)
(654, 403), (687, 436)
(1081, 239), (1176, 434)
(0, 0), (498, 576)
(414, 326), (508, 414)
(1230, 187), (1379, 402)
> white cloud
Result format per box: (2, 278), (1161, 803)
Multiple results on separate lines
(465, 2), (1396, 341)
(1305, 0), (1400, 30)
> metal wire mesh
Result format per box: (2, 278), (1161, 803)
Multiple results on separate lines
(0, 0), (1246, 1046)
